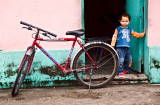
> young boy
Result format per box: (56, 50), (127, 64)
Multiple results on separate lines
(111, 13), (145, 77)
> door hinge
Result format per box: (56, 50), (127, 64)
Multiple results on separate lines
(141, 56), (144, 64)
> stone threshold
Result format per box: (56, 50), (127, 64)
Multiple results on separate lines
(114, 73), (148, 81)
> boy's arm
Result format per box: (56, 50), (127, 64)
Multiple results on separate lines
(111, 29), (118, 47)
(131, 29), (145, 38)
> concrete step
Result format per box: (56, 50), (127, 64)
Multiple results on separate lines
(112, 73), (149, 85)
(114, 74), (148, 81)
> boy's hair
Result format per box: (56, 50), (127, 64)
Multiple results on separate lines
(120, 13), (131, 21)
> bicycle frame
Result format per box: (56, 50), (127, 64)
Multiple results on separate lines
(19, 34), (95, 74)
(12, 21), (119, 97)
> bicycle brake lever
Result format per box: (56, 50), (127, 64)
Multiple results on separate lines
(42, 32), (47, 36)
(42, 33), (51, 39)
(22, 26), (32, 30)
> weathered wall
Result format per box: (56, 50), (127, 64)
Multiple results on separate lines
(0, 49), (78, 88)
(0, 0), (82, 50)
(149, 46), (160, 83)
(0, 0), (82, 89)
(148, 0), (160, 83)
(148, 0), (160, 46)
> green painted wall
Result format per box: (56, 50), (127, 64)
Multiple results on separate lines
(149, 46), (160, 83)
(0, 49), (78, 89)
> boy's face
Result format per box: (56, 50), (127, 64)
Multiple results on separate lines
(120, 16), (130, 28)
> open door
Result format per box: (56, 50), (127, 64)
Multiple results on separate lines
(126, 0), (144, 72)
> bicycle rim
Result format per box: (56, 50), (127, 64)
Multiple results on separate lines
(73, 43), (118, 88)
(12, 55), (31, 96)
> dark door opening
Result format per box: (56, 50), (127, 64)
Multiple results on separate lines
(84, 0), (126, 42)
(84, 0), (148, 81)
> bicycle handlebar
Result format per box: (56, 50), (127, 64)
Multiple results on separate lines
(20, 21), (57, 37)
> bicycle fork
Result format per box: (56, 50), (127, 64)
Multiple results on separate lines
(19, 46), (35, 73)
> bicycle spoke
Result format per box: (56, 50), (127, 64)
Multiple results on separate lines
(72, 43), (118, 88)
(12, 55), (31, 96)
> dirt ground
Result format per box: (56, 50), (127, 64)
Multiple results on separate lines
(1, 84), (160, 105)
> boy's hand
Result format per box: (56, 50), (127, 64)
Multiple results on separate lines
(111, 46), (115, 49)
(143, 29), (146, 35)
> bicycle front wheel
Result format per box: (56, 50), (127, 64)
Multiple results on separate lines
(12, 55), (32, 96)
(72, 42), (118, 88)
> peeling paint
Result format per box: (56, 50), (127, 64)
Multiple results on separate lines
(0, 82), (3, 87)
(151, 58), (160, 69)
(3, 62), (18, 78)
(149, 46), (160, 83)
(39, 66), (57, 77)
(23, 79), (32, 88)
(0, 49), (77, 89)
(4, 69), (18, 78)
(6, 62), (17, 68)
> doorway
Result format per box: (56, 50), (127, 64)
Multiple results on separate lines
(83, 0), (146, 76)
(84, 0), (126, 42)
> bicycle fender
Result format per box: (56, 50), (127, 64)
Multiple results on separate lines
(26, 47), (35, 56)
(70, 41), (119, 69)
(84, 41), (119, 59)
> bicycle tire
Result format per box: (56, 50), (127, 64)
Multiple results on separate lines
(72, 42), (118, 88)
(12, 55), (32, 96)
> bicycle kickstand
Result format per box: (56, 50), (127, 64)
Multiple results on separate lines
(89, 65), (93, 93)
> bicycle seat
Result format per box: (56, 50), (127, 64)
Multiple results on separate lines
(66, 29), (85, 37)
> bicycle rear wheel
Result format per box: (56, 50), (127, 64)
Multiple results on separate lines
(72, 42), (118, 88)
(12, 55), (32, 96)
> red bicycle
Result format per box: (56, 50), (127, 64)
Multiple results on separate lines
(12, 21), (118, 96)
